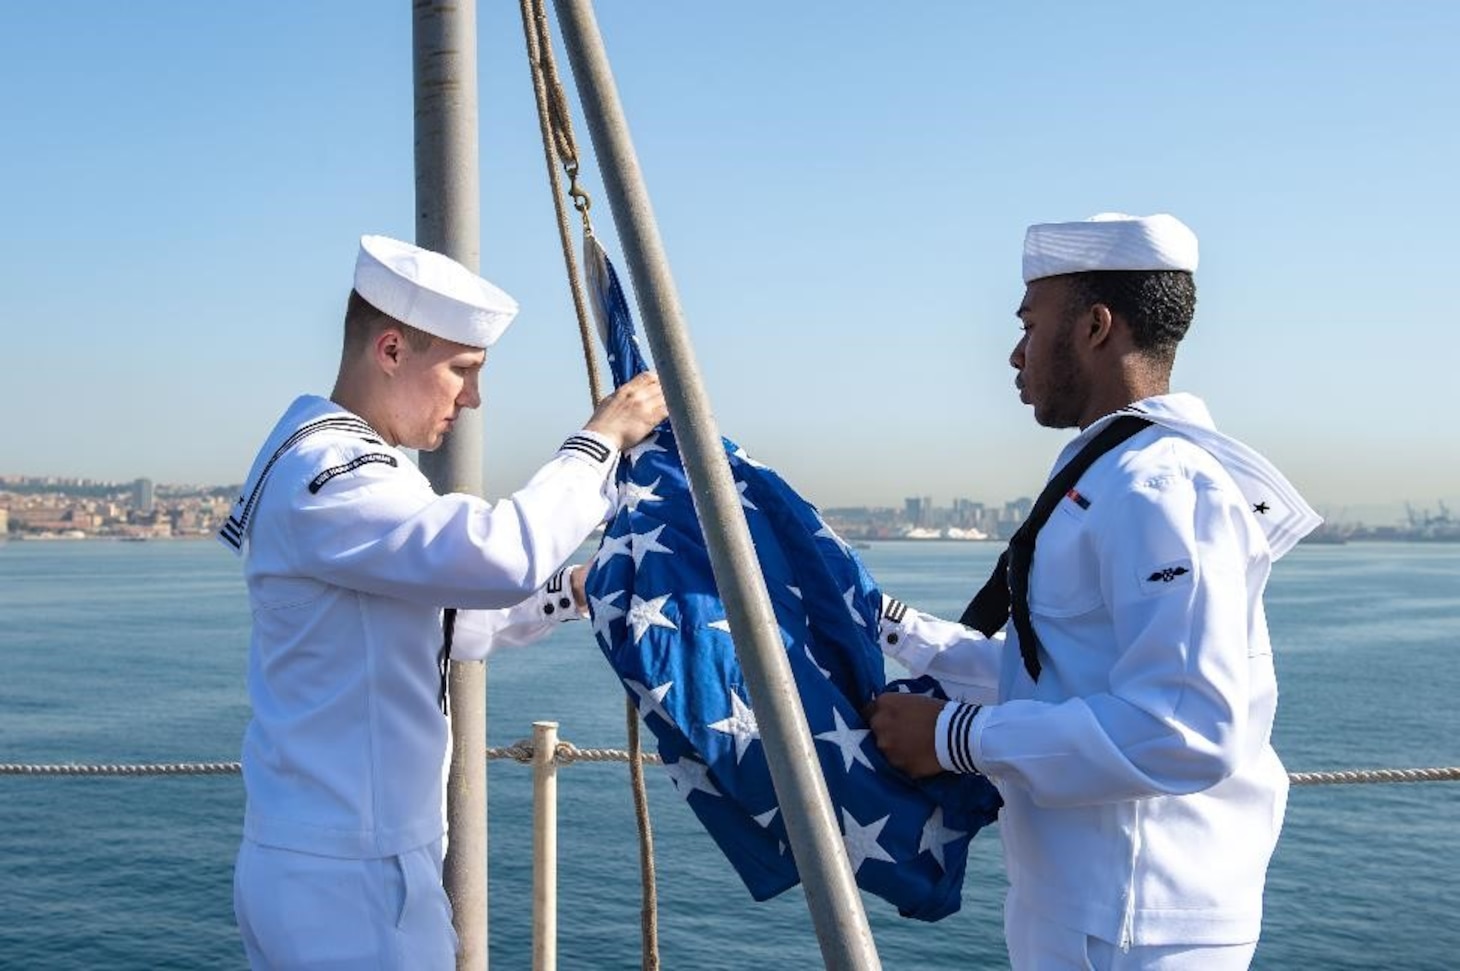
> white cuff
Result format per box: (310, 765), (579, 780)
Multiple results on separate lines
(935, 701), (984, 774)
(535, 566), (585, 622)
(878, 594), (911, 656)
(557, 429), (618, 474)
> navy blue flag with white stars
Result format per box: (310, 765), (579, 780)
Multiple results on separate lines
(582, 235), (1001, 921)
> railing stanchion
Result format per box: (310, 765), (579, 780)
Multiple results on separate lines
(531, 721), (560, 971)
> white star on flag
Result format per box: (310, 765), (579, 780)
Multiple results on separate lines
(736, 480), (758, 510)
(625, 678), (673, 725)
(592, 531), (632, 570)
(752, 807), (778, 828)
(629, 524), (674, 566)
(664, 757), (720, 799)
(619, 476), (665, 513)
(708, 691), (761, 763)
(803, 644), (831, 679)
(843, 587), (867, 628)
(626, 433), (668, 467)
(627, 593), (677, 643)
(841, 809), (896, 874)
(708, 618), (732, 634)
(815, 521), (851, 552)
(918, 807), (967, 871)
(815, 708), (874, 773)
(589, 590), (626, 643)
(731, 445), (767, 469)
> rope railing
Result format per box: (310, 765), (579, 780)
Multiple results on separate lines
(0, 761), (244, 777)
(1288, 766), (1460, 786)
(4, 747), (1458, 785)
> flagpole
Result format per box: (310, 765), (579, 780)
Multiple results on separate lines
(551, 2), (882, 968)
(413, 2), (489, 968)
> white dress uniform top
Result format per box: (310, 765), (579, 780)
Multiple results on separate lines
(221, 235), (623, 969)
(226, 392), (616, 858)
(878, 392), (1317, 955)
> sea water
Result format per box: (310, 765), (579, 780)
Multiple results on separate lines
(0, 539), (1456, 969)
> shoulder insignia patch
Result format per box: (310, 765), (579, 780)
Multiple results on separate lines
(1139, 557), (1195, 594)
(308, 452), (398, 494)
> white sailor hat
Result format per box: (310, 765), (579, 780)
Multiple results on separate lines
(1022, 213), (1199, 284)
(353, 234), (519, 348)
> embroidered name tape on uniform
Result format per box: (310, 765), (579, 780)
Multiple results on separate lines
(218, 415), (377, 551)
(308, 453), (398, 494)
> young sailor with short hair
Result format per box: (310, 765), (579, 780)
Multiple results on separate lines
(866, 213), (1319, 970)
(222, 234), (667, 969)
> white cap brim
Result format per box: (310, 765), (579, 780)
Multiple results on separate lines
(354, 234), (519, 348)
(1022, 213), (1198, 284)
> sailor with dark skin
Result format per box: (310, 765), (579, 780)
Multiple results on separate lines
(863, 213), (1319, 970)
(867, 270), (1172, 777)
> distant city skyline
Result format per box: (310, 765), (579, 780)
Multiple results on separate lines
(2, 5), (1456, 522)
(2, 471), (1451, 532)
(5, 471), (1456, 547)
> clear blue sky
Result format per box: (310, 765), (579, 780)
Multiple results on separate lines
(3, 2), (1457, 526)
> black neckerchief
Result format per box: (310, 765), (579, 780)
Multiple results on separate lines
(437, 608), (457, 716)
(959, 415), (1152, 680)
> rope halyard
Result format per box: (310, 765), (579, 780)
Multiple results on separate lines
(518, 1), (659, 965)
(519, 0), (604, 407)
(626, 707), (662, 970)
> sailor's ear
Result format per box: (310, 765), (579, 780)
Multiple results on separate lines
(1087, 303), (1115, 347)
(374, 327), (406, 371)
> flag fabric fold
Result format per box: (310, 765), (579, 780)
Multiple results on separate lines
(583, 234), (1001, 921)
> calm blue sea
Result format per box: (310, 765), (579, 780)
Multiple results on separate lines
(1, 539), (1456, 969)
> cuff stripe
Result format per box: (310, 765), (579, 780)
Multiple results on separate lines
(946, 703), (982, 775)
(882, 597), (908, 625)
(560, 434), (612, 464)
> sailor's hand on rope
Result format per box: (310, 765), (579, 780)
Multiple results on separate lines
(584, 371), (668, 450)
(864, 693), (948, 779)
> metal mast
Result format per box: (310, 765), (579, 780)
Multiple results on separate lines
(413, 2), (488, 968)
(551, 2), (882, 967)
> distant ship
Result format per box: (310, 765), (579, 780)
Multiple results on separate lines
(902, 526), (991, 541)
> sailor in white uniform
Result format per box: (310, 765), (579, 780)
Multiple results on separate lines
(865, 214), (1319, 970)
(221, 235), (667, 969)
